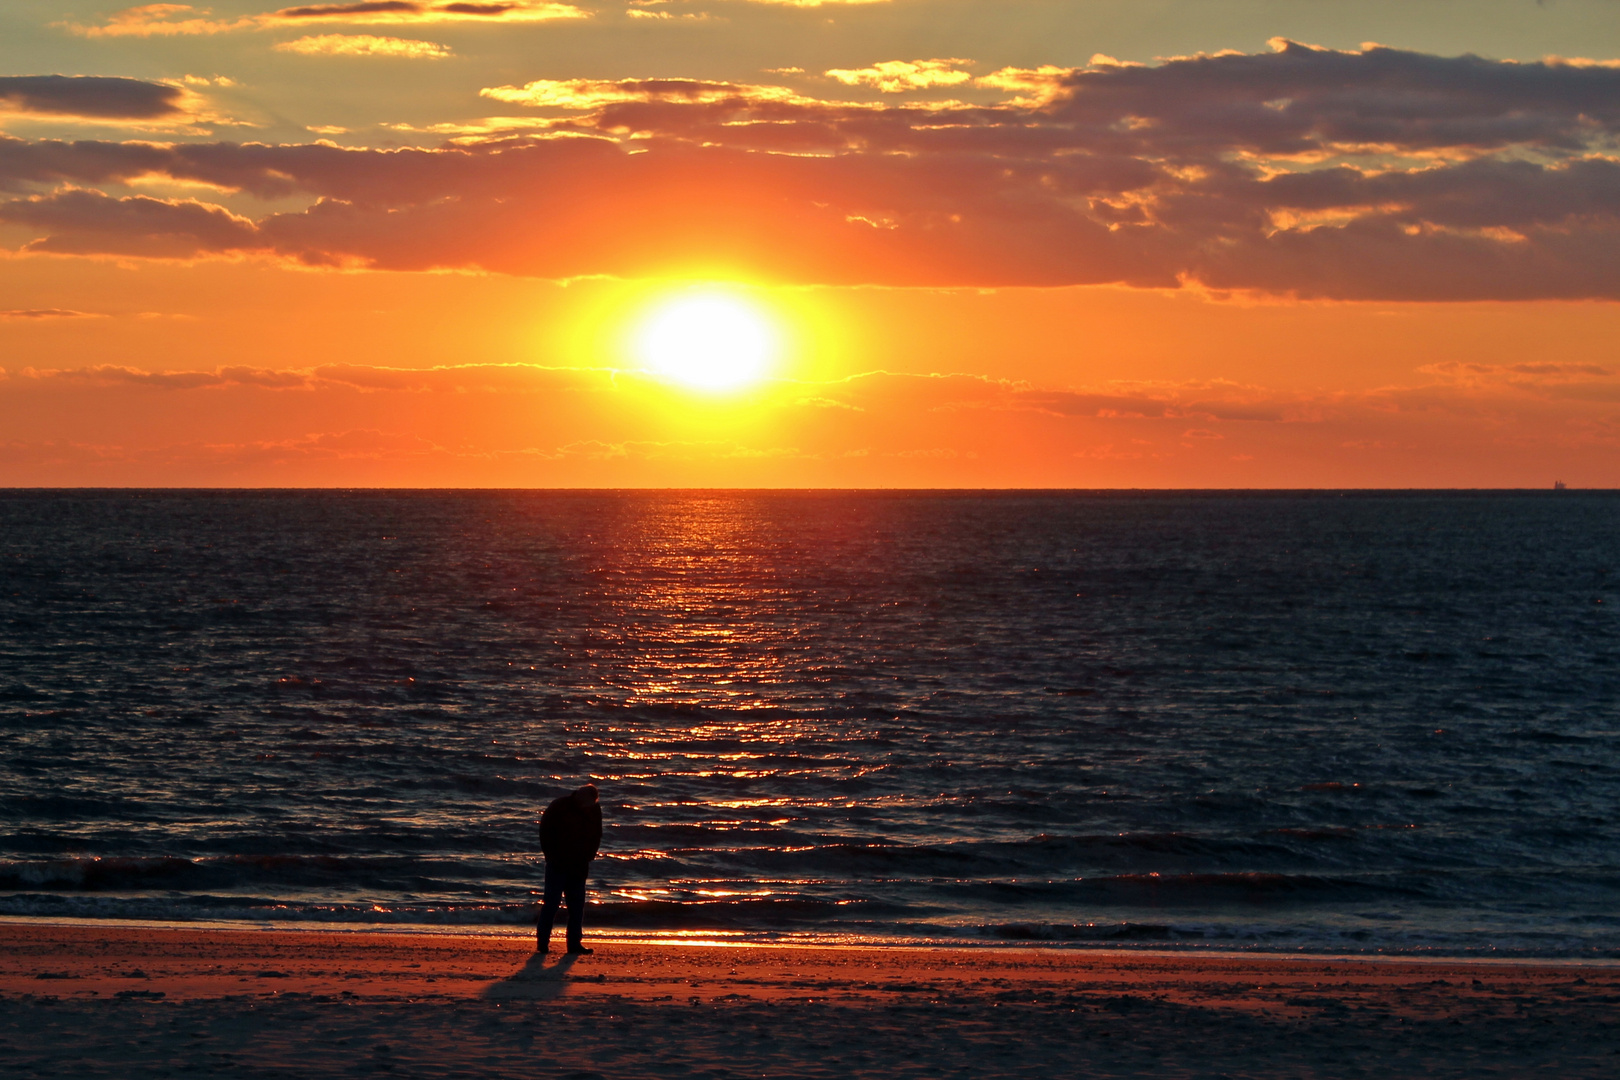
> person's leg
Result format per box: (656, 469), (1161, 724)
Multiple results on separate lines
(537, 862), (564, 952)
(564, 867), (588, 951)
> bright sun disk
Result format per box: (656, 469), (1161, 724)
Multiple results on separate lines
(633, 292), (778, 391)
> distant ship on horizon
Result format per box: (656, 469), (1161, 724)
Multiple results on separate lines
(1554, 481), (1567, 490)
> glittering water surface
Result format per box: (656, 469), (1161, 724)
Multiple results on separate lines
(1, 490), (1616, 955)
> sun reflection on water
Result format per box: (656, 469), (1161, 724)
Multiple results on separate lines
(571, 497), (814, 709)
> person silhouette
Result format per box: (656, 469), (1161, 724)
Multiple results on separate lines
(537, 783), (602, 954)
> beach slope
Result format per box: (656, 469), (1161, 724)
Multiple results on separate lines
(1, 922), (1614, 1078)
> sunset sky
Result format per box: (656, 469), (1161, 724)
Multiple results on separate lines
(3, 0), (1619, 487)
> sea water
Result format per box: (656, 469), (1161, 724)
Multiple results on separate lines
(1, 490), (1615, 956)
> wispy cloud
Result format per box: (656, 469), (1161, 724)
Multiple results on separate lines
(1420, 360), (1617, 386)
(731, 0), (890, 6)
(8, 361), (618, 393)
(71, 4), (257, 37)
(266, 1), (586, 25)
(6, 361), (1616, 485)
(624, 1), (712, 21)
(0, 308), (104, 319)
(70, 1), (586, 37)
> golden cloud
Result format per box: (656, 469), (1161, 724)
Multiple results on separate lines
(973, 65), (1078, 106)
(480, 77), (815, 109)
(734, 0), (890, 6)
(624, 2), (711, 21)
(825, 59), (974, 94)
(273, 33), (452, 57)
(71, 4), (256, 37)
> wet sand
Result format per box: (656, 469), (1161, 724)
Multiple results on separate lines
(1, 921), (1615, 1077)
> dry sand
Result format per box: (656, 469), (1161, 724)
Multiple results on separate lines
(1, 921), (1615, 1078)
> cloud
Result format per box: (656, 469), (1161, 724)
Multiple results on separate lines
(273, 34), (452, 57)
(72, 1), (585, 36)
(10, 361), (621, 394)
(825, 59), (974, 93)
(0, 430), (450, 474)
(71, 4), (257, 37)
(5, 43), (1620, 298)
(734, 0), (890, 6)
(0, 189), (259, 259)
(624, 5), (711, 21)
(0, 76), (188, 121)
(480, 77), (813, 109)
(4, 360), (1617, 484)
(4, 361), (1290, 429)
(801, 372), (1308, 425)
(1512, 362), (1613, 376)
(1419, 360), (1618, 386)
(201, 429), (445, 463)
(973, 65), (1075, 106)
(800, 368), (1620, 458)
(0, 308), (102, 319)
(266, 1), (586, 24)
(542, 439), (799, 461)
(309, 362), (614, 393)
(18, 364), (311, 389)
(1046, 38), (1620, 157)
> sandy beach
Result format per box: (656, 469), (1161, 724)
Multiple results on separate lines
(0, 922), (1614, 1078)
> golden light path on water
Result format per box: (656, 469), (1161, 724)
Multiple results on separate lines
(555, 496), (955, 918)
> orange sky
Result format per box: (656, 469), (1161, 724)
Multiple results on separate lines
(2, 2), (1619, 486)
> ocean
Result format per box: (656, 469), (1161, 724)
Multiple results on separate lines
(1, 490), (1615, 956)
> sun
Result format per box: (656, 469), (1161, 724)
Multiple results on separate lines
(632, 290), (779, 392)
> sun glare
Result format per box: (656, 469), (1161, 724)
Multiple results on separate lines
(633, 291), (779, 392)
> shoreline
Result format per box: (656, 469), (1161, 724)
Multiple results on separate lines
(4, 920), (1614, 1077)
(2, 913), (1616, 968)
(4, 919), (1615, 1008)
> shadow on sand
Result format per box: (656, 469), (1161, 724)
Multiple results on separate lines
(482, 951), (580, 1001)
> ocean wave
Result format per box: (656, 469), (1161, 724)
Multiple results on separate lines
(933, 871), (1419, 906)
(0, 855), (524, 895)
(982, 922), (1193, 942)
(975, 920), (1620, 957)
(621, 831), (1374, 879)
(0, 892), (1616, 958)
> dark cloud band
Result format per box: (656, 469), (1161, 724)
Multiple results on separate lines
(0, 75), (186, 120)
(2, 43), (1619, 299)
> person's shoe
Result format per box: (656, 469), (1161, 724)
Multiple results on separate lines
(566, 945), (594, 955)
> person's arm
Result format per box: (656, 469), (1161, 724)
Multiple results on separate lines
(539, 805), (557, 858)
(586, 806), (603, 860)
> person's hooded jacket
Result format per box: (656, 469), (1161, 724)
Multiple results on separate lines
(539, 792), (602, 870)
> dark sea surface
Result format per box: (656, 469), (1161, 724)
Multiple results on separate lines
(1, 490), (1616, 956)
